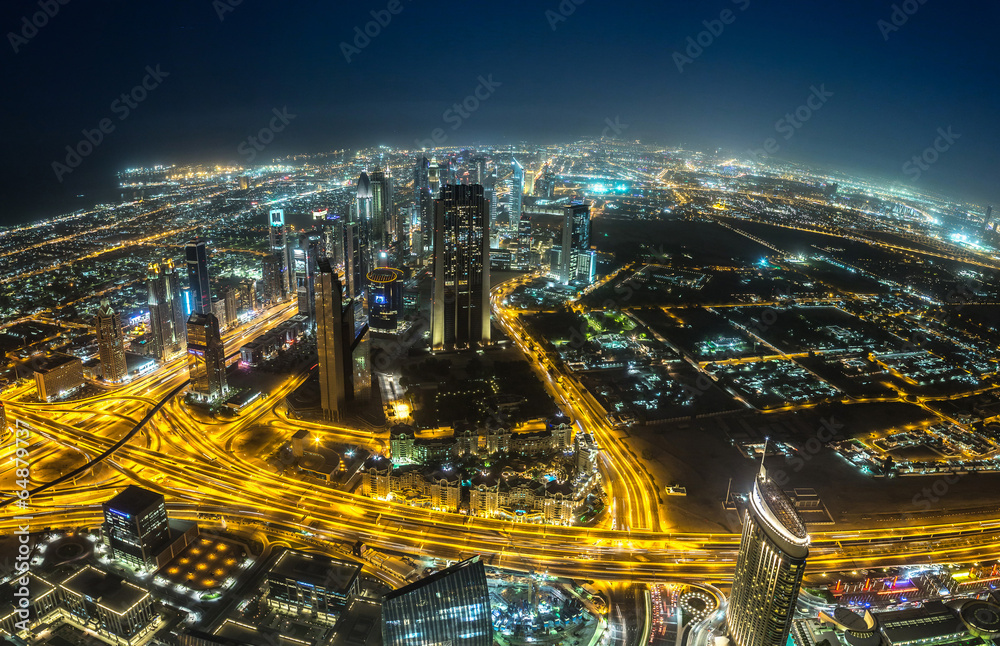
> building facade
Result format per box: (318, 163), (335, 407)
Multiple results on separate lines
(186, 312), (227, 402)
(726, 465), (810, 646)
(185, 239), (212, 315)
(431, 183), (491, 349)
(95, 299), (128, 383)
(382, 556), (492, 646)
(147, 259), (187, 361)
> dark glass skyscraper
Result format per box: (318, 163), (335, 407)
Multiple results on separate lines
(726, 464), (810, 646)
(432, 184), (491, 350)
(560, 201), (593, 284)
(147, 259), (186, 361)
(382, 556), (492, 646)
(316, 259), (353, 421)
(102, 485), (170, 570)
(185, 239), (211, 315)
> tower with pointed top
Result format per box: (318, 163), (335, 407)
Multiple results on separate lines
(726, 460), (810, 646)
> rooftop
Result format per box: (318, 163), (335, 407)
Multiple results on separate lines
(104, 485), (165, 516)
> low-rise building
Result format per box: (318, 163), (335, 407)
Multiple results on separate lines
(33, 353), (83, 402)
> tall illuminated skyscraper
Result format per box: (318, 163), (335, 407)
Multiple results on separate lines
(269, 208), (291, 299)
(185, 239), (211, 315)
(382, 555), (492, 646)
(95, 299), (127, 383)
(293, 231), (320, 322)
(431, 184), (491, 349)
(261, 253), (283, 304)
(186, 312), (227, 403)
(354, 172), (373, 297)
(560, 201), (593, 284)
(509, 156), (524, 230)
(147, 259), (186, 361)
(370, 165), (393, 256)
(726, 463), (810, 646)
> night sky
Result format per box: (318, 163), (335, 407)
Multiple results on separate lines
(1, 0), (997, 225)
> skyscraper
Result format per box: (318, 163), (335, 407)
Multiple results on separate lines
(432, 184), (491, 349)
(316, 259), (353, 421)
(269, 208), (291, 299)
(354, 172), (374, 297)
(186, 312), (227, 402)
(293, 231), (320, 322)
(509, 156), (524, 230)
(726, 463), (810, 646)
(185, 239), (211, 315)
(382, 555), (492, 646)
(560, 201), (593, 284)
(102, 485), (170, 571)
(95, 299), (128, 383)
(370, 165), (393, 256)
(147, 259), (186, 361)
(343, 218), (364, 301)
(261, 253), (283, 304)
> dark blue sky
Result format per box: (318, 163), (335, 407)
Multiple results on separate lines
(1, 0), (997, 224)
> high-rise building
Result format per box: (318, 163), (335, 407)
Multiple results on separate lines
(343, 218), (365, 300)
(147, 259), (186, 361)
(186, 313), (227, 403)
(370, 165), (393, 256)
(986, 205), (993, 227)
(432, 184), (491, 349)
(316, 259), (352, 421)
(269, 209), (291, 298)
(354, 172), (374, 297)
(102, 485), (170, 570)
(509, 157), (524, 230)
(414, 156), (430, 202)
(293, 231), (320, 322)
(185, 240), (212, 315)
(382, 555), (492, 646)
(368, 267), (404, 334)
(261, 253), (283, 304)
(95, 299), (128, 383)
(726, 463), (810, 646)
(560, 201), (593, 284)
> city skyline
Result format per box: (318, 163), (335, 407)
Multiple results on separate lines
(2, 2), (1000, 645)
(1, 1), (999, 226)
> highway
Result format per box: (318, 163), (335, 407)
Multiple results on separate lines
(1, 278), (1000, 586)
